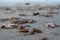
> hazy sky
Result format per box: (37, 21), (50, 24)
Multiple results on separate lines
(0, 0), (60, 6)
(0, 0), (60, 3)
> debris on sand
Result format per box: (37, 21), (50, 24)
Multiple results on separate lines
(0, 18), (11, 22)
(18, 14), (27, 16)
(10, 17), (20, 21)
(38, 7), (44, 10)
(33, 12), (40, 16)
(40, 14), (53, 17)
(43, 23), (59, 28)
(11, 18), (36, 24)
(1, 23), (18, 29)
(39, 33), (48, 40)
(17, 24), (42, 35)
(48, 11), (58, 15)
(0, 17), (20, 22)
(6, 8), (10, 11)
(41, 37), (48, 40)
(25, 3), (30, 5)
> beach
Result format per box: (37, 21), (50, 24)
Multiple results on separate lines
(0, 3), (60, 40)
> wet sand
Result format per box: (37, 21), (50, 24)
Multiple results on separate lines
(0, 4), (60, 40)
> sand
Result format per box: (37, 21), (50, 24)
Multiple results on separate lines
(0, 4), (60, 40)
